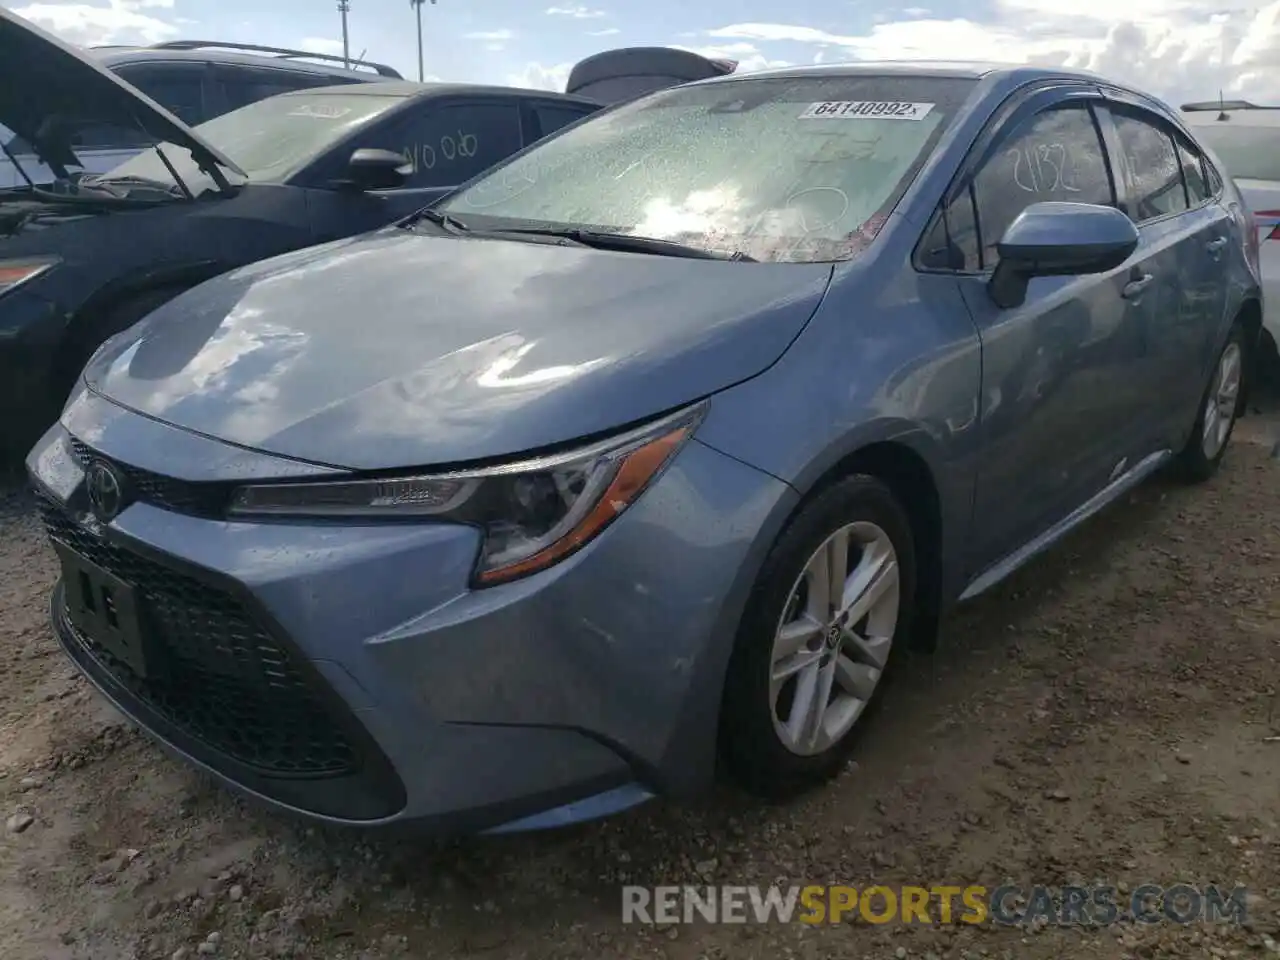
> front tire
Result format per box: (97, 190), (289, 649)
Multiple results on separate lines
(719, 475), (917, 799)
(1176, 321), (1246, 483)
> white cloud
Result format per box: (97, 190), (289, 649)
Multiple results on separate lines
(545, 5), (605, 18)
(297, 37), (344, 57)
(587, 27), (621, 37)
(508, 61), (573, 91)
(707, 2), (1280, 106)
(464, 28), (514, 52)
(676, 41), (790, 75)
(14, 0), (179, 45)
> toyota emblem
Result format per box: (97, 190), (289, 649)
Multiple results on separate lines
(85, 460), (126, 523)
(825, 623), (842, 650)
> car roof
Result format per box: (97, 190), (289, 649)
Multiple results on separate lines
(684, 60), (1114, 85)
(283, 79), (602, 107)
(93, 45), (395, 82)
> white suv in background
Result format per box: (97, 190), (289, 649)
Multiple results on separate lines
(1182, 99), (1280, 367)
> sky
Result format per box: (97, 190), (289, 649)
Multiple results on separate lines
(8, 0), (1280, 107)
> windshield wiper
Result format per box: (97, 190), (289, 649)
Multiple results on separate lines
(403, 208), (470, 233)
(496, 226), (756, 262)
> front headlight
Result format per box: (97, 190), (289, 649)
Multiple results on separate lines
(0, 257), (59, 299)
(228, 402), (706, 586)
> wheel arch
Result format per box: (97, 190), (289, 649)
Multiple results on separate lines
(1235, 296), (1263, 416)
(51, 259), (234, 401)
(66, 259), (231, 340)
(795, 437), (946, 651)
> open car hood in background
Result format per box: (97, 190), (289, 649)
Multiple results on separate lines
(0, 8), (243, 176)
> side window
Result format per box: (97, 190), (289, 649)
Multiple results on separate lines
(118, 64), (208, 126)
(368, 101), (524, 188)
(532, 103), (596, 140)
(1175, 136), (1210, 207)
(10, 122), (152, 153)
(1204, 156), (1224, 196)
(74, 122), (154, 151)
(218, 68), (345, 113)
(919, 184), (980, 271)
(972, 103), (1114, 268)
(1110, 110), (1188, 221)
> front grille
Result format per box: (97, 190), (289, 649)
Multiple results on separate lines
(67, 437), (231, 518)
(39, 493), (359, 779)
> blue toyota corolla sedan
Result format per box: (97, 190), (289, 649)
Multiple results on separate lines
(27, 61), (1261, 835)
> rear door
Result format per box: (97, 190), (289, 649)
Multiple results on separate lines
(1181, 111), (1280, 344)
(1101, 101), (1232, 450)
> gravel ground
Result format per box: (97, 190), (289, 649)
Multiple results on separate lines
(1, 416), (1279, 960)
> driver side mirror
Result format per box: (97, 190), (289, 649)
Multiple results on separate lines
(988, 201), (1139, 309)
(338, 148), (412, 191)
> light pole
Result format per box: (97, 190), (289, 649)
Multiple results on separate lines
(337, 0), (350, 69)
(410, 0), (435, 82)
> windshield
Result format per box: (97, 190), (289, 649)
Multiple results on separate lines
(1189, 122), (1280, 181)
(99, 91), (407, 192)
(440, 75), (973, 263)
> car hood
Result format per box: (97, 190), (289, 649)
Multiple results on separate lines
(0, 9), (242, 177)
(84, 229), (833, 470)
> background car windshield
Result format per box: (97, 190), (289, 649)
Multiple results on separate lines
(440, 75), (973, 263)
(102, 92), (406, 188)
(1191, 123), (1280, 181)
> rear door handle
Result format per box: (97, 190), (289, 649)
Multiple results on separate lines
(1207, 236), (1229, 255)
(1122, 274), (1154, 299)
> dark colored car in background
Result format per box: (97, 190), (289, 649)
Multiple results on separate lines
(1, 39), (402, 187)
(0, 7), (601, 457)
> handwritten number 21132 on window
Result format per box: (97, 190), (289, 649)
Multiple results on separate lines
(1007, 143), (1081, 194)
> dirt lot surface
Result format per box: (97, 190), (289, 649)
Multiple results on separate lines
(2, 418), (1279, 960)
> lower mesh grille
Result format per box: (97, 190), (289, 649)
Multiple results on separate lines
(39, 493), (359, 778)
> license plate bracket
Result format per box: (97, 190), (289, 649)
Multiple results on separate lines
(55, 543), (155, 678)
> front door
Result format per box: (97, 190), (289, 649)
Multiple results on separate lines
(953, 98), (1154, 573)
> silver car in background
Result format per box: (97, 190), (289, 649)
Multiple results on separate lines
(1182, 99), (1279, 366)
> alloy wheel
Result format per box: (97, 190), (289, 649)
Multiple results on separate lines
(769, 521), (900, 757)
(1202, 341), (1242, 461)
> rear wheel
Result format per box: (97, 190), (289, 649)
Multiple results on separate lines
(1176, 321), (1246, 483)
(719, 475), (916, 798)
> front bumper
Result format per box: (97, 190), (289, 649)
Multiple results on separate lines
(27, 388), (796, 833)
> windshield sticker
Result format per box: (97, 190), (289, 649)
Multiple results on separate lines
(798, 101), (935, 121)
(288, 104), (353, 119)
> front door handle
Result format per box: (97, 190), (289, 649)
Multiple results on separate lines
(1207, 236), (1229, 256)
(1122, 273), (1154, 299)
